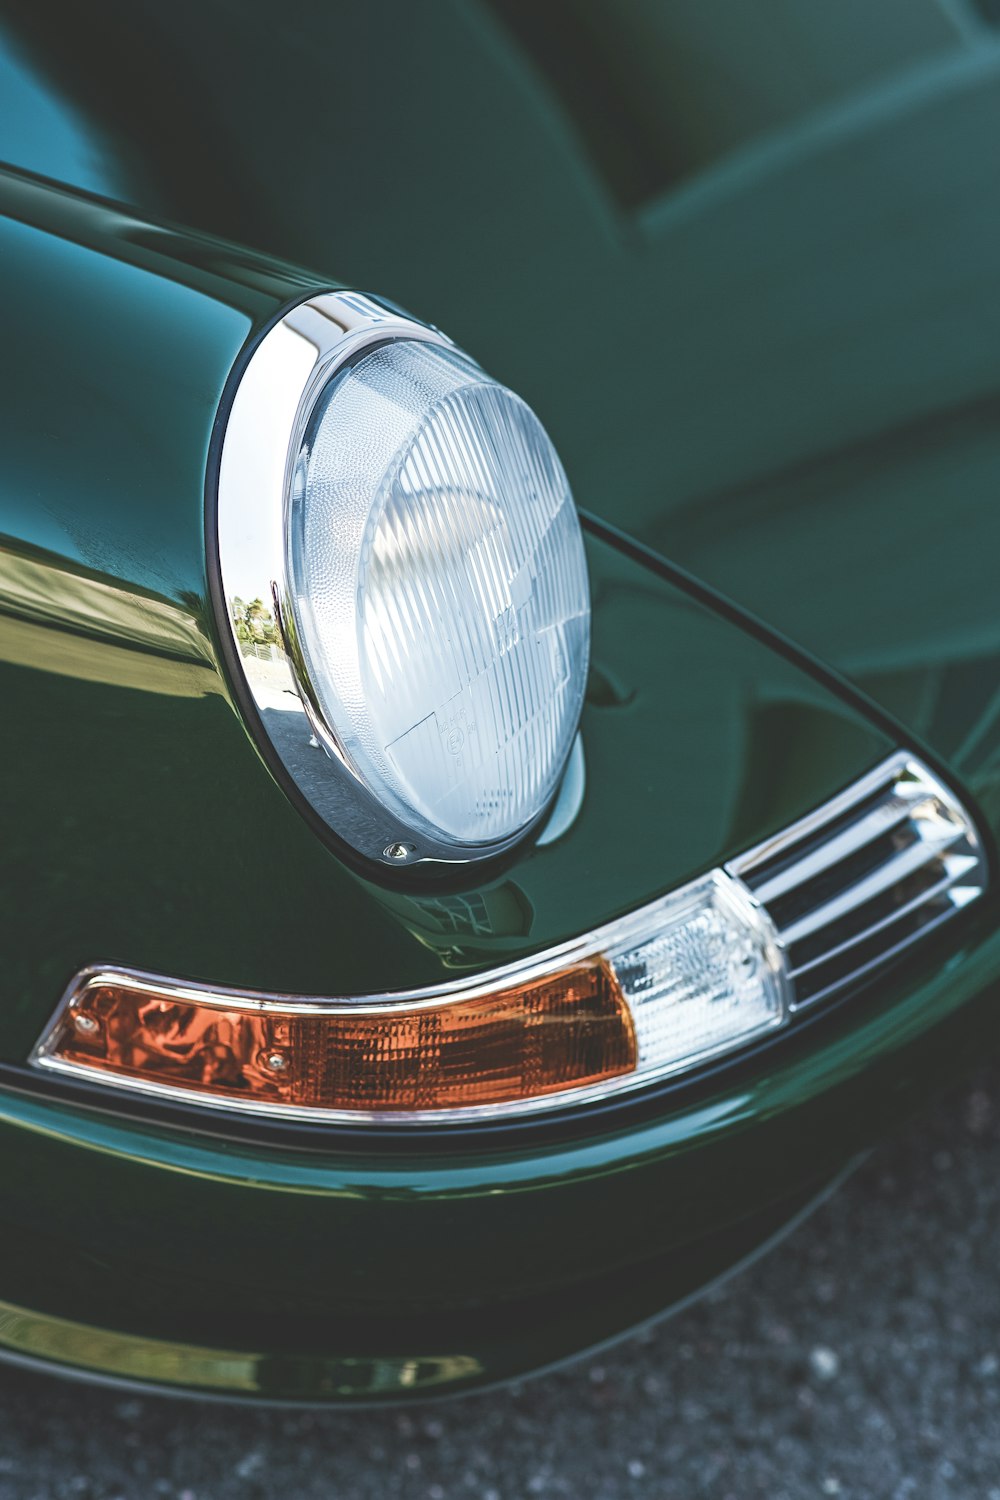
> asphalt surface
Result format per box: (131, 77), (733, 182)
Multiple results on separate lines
(4, 1066), (1000, 1500)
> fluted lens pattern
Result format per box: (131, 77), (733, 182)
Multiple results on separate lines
(608, 876), (785, 1075)
(287, 340), (590, 851)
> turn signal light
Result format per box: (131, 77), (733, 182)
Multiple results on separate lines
(32, 872), (789, 1123)
(31, 758), (988, 1126)
(32, 964), (636, 1119)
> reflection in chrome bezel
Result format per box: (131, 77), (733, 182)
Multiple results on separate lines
(213, 291), (580, 870)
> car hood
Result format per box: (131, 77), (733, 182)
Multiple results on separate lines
(4, 0), (1000, 830)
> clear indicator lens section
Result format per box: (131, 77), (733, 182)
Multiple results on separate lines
(287, 341), (590, 851)
(609, 874), (787, 1076)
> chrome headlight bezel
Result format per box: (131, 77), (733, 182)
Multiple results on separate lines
(212, 291), (590, 872)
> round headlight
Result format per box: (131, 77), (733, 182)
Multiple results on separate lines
(215, 292), (591, 870)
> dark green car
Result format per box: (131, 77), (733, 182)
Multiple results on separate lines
(2, 1), (999, 1404)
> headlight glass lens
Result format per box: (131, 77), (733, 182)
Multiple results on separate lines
(286, 339), (590, 853)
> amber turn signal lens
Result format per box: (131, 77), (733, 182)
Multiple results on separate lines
(36, 965), (636, 1118)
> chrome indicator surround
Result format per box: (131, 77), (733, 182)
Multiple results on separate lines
(31, 871), (789, 1125)
(29, 755), (987, 1127)
(728, 752), (989, 1010)
(213, 290), (584, 871)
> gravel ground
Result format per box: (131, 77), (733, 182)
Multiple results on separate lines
(4, 1067), (1000, 1499)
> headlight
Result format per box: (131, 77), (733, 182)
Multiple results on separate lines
(214, 292), (590, 869)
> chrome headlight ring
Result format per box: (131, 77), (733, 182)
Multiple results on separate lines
(212, 292), (591, 872)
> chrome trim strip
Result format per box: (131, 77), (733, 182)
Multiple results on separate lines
(789, 902), (967, 1011)
(787, 866), (981, 982)
(726, 752), (915, 877)
(749, 793), (920, 905)
(778, 834), (972, 948)
(730, 752), (989, 1012)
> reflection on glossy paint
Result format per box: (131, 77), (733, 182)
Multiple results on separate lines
(0, 1299), (481, 1397)
(489, 0), (963, 212)
(0, 536), (217, 696)
(0, 27), (124, 199)
(373, 881), (536, 970)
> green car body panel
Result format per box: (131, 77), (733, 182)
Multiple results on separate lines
(0, 3), (998, 1400)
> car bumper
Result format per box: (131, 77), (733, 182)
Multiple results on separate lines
(0, 910), (995, 1404)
